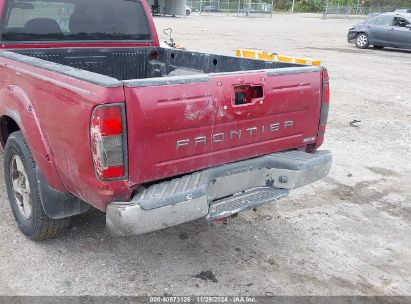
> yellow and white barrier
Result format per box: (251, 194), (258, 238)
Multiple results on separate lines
(235, 49), (321, 66)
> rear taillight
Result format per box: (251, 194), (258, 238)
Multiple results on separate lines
(306, 68), (330, 153)
(90, 104), (127, 179)
(321, 68), (330, 125)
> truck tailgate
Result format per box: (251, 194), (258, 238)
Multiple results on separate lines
(123, 67), (323, 185)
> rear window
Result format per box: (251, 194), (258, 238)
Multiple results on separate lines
(1, 0), (152, 42)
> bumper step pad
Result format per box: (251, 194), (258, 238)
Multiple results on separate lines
(207, 188), (289, 220)
(133, 149), (332, 211)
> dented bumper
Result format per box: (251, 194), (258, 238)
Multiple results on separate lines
(106, 150), (332, 236)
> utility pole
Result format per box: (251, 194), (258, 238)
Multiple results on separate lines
(291, 0), (295, 12)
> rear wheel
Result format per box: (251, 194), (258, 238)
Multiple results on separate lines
(355, 33), (369, 49)
(4, 131), (70, 240)
(186, 9), (190, 15)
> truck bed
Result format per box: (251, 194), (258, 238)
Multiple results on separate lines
(12, 47), (303, 81)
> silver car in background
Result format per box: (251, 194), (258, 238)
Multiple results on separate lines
(395, 9), (411, 13)
(347, 12), (411, 50)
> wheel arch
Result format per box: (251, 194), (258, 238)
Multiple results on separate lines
(0, 93), (67, 193)
(357, 31), (368, 37)
(0, 115), (21, 148)
(1, 115), (89, 219)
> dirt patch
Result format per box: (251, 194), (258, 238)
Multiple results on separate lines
(367, 167), (401, 177)
(193, 271), (218, 283)
(302, 46), (364, 54)
(328, 178), (386, 204)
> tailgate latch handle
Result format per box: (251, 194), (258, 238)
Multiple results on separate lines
(234, 85), (263, 105)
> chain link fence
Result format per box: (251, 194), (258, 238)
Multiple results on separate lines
(323, 4), (401, 18)
(187, 0), (273, 17)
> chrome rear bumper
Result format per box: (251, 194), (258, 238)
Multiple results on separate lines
(106, 150), (332, 236)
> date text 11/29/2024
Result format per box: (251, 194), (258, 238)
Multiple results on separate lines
(149, 296), (257, 303)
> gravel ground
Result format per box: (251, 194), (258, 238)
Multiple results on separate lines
(0, 13), (410, 296)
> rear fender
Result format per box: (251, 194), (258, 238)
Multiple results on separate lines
(0, 84), (67, 192)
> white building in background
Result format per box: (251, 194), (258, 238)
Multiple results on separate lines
(146, 0), (187, 16)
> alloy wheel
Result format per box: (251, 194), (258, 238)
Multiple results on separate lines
(357, 34), (368, 48)
(10, 155), (32, 220)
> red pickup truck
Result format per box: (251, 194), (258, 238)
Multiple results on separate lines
(0, 0), (331, 240)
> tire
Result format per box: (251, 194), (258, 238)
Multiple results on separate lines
(373, 45), (384, 49)
(4, 131), (70, 240)
(186, 9), (190, 15)
(355, 33), (369, 49)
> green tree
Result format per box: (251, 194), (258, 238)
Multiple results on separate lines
(287, 0), (409, 12)
(295, 0), (325, 12)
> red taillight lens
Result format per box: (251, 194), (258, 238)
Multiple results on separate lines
(323, 82), (330, 104)
(320, 68), (330, 125)
(306, 68), (330, 153)
(90, 104), (126, 179)
(322, 67), (329, 82)
(322, 74), (330, 105)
